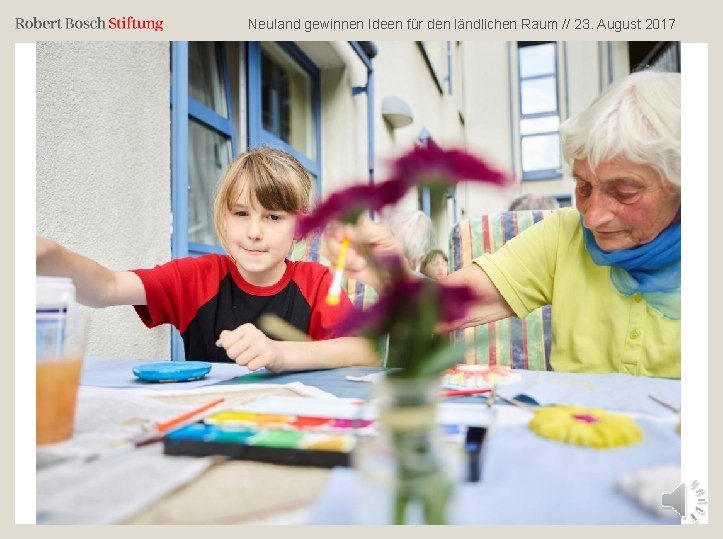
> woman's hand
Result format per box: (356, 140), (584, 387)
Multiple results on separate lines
(216, 323), (286, 372)
(322, 217), (407, 291)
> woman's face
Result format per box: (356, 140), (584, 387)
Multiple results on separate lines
(573, 158), (680, 251)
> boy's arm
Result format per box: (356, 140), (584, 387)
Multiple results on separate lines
(215, 323), (379, 372)
(36, 236), (146, 307)
(275, 337), (380, 371)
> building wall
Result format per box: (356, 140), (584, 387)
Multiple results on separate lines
(458, 41), (516, 218)
(36, 41), (172, 360)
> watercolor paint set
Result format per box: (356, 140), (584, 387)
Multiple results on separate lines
(163, 409), (376, 467)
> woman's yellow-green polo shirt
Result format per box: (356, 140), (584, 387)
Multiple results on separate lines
(474, 207), (680, 378)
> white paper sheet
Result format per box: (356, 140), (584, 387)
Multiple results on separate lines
(36, 382), (338, 524)
(37, 444), (214, 524)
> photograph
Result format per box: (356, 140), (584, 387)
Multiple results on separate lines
(28, 37), (692, 525)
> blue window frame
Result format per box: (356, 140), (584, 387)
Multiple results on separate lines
(247, 42), (322, 195)
(171, 42), (238, 360)
(517, 42), (562, 181)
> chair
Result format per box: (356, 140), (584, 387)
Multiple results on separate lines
(448, 209), (555, 370)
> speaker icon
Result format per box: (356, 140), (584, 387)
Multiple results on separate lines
(661, 480), (707, 522)
(661, 483), (686, 517)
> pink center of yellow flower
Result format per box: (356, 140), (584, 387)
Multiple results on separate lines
(571, 413), (599, 424)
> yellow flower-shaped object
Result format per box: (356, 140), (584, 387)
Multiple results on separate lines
(529, 405), (643, 449)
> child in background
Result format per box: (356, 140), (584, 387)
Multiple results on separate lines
(36, 146), (378, 372)
(420, 249), (449, 280)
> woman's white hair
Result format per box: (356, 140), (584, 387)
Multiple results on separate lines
(384, 209), (435, 271)
(560, 70), (680, 187)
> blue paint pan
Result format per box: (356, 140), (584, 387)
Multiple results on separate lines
(133, 361), (212, 383)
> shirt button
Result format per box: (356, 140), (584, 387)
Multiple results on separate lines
(634, 294), (643, 303)
(629, 329), (641, 340)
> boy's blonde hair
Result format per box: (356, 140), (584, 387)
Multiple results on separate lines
(213, 146), (313, 247)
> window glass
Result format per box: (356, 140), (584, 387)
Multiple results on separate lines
(519, 43), (555, 77)
(518, 42), (560, 178)
(520, 115), (560, 135)
(189, 42), (227, 116)
(188, 119), (232, 246)
(520, 77), (557, 115)
(261, 42), (315, 159)
(521, 134), (561, 172)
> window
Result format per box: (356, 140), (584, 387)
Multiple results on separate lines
(518, 42), (561, 180)
(248, 42), (321, 192)
(260, 43), (315, 159)
(171, 42), (235, 259)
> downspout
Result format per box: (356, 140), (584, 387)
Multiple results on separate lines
(349, 41), (378, 189)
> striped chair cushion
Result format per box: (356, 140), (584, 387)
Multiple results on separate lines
(290, 233), (324, 265)
(449, 210), (555, 370)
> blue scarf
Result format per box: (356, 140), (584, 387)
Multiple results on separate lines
(582, 219), (681, 320)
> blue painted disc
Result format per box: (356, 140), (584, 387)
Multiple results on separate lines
(132, 361), (212, 383)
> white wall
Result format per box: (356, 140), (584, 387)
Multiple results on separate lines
(36, 42), (172, 360)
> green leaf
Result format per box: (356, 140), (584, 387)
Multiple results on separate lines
(416, 341), (471, 377)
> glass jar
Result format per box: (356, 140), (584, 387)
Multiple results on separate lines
(354, 375), (460, 524)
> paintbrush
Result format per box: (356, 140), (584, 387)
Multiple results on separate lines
(486, 384), (497, 408)
(494, 393), (537, 411)
(85, 397), (226, 462)
(326, 237), (350, 305)
(648, 394), (680, 413)
(440, 387), (492, 398)
(258, 313), (310, 342)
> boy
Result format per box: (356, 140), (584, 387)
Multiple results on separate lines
(37, 147), (378, 372)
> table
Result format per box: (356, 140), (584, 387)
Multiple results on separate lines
(36, 357), (681, 524)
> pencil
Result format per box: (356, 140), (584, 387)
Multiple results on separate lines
(326, 237), (350, 306)
(440, 388), (492, 397)
(155, 397), (226, 433)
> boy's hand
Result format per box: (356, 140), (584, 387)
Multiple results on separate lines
(216, 324), (286, 372)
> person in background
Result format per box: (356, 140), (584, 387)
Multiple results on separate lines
(420, 249), (449, 280)
(508, 193), (560, 211)
(37, 146), (378, 372)
(382, 209), (435, 273)
(326, 70), (681, 378)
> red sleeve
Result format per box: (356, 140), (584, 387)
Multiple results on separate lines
(292, 262), (357, 340)
(131, 254), (230, 333)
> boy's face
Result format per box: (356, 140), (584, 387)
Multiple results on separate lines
(223, 185), (297, 287)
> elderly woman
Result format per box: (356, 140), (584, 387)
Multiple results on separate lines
(328, 70), (680, 378)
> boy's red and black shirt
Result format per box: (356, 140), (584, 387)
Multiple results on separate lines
(131, 254), (354, 362)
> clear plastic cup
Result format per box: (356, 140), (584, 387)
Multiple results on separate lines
(36, 309), (89, 445)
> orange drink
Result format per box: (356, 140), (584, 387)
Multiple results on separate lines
(36, 358), (83, 445)
(35, 307), (89, 446)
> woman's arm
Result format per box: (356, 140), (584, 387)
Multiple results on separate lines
(439, 264), (514, 331)
(36, 235), (146, 307)
(323, 221), (514, 332)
